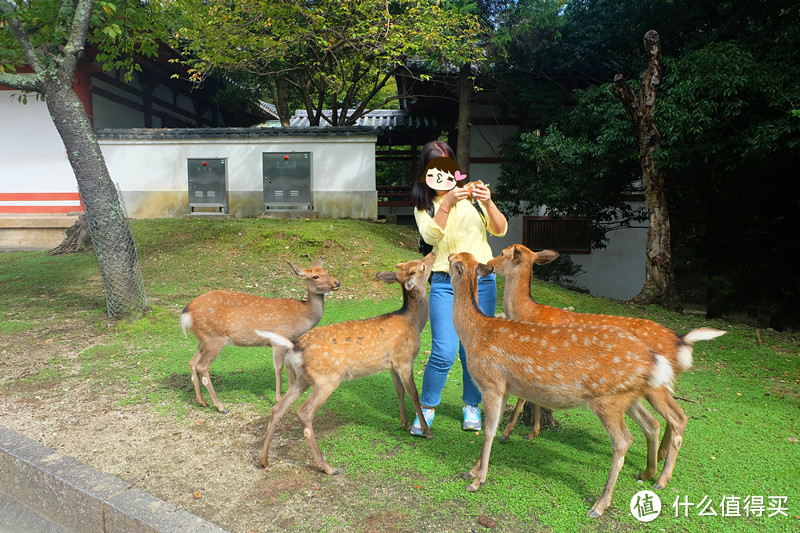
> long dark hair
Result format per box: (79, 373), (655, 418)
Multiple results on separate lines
(411, 140), (456, 213)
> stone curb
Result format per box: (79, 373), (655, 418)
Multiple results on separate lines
(0, 425), (227, 533)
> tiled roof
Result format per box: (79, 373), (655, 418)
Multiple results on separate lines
(287, 109), (438, 130)
(95, 127), (376, 139)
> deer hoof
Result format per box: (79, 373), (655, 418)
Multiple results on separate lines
(586, 508), (603, 519)
(465, 481), (483, 492)
(498, 435), (509, 442)
(652, 482), (665, 490)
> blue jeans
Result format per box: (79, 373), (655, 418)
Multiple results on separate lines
(420, 271), (497, 408)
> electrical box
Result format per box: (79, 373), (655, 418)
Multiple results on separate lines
(187, 158), (228, 214)
(263, 152), (312, 210)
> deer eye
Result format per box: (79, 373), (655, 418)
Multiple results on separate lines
(312, 275), (319, 280)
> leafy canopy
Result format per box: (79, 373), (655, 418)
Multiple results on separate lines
(172, 0), (486, 124)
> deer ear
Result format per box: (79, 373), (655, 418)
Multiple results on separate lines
(403, 277), (418, 291)
(533, 250), (559, 265)
(477, 263), (494, 277)
(375, 271), (399, 284)
(510, 246), (524, 264)
(288, 261), (302, 276)
(314, 258), (324, 267)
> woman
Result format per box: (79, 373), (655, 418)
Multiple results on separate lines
(410, 140), (507, 435)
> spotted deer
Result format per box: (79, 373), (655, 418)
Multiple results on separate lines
(180, 260), (340, 412)
(254, 253), (435, 475)
(449, 251), (697, 518)
(488, 244), (725, 469)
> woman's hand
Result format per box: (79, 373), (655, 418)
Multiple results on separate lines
(470, 182), (492, 203)
(441, 186), (471, 209)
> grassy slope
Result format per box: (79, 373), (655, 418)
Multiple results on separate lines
(1, 217), (798, 531)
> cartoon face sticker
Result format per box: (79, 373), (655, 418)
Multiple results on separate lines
(420, 157), (468, 191)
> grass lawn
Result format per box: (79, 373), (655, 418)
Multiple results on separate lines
(1, 217), (798, 532)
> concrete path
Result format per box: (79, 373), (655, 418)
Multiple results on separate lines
(0, 426), (227, 533)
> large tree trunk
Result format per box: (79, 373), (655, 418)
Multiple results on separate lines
(610, 30), (677, 306)
(2, 0), (148, 317)
(44, 77), (148, 316)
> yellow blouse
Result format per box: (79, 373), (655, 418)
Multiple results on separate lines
(415, 196), (507, 273)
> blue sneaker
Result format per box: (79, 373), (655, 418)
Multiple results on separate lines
(410, 408), (435, 436)
(462, 405), (481, 430)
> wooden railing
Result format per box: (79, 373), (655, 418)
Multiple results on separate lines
(377, 186), (412, 207)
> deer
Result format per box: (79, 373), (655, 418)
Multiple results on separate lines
(488, 244), (725, 468)
(448, 251), (701, 518)
(180, 259), (340, 413)
(254, 253), (436, 475)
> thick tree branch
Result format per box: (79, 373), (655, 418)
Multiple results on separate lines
(0, 71), (43, 91)
(59, 0), (95, 77)
(610, 74), (639, 127)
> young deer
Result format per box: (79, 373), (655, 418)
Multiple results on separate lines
(254, 253), (435, 475)
(449, 251), (689, 518)
(180, 260), (340, 412)
(488, 244), (725, 465)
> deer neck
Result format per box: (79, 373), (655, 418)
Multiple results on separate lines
(397, 286), (430, 332)
(503, 266), (537, 321)
(451, 274), (485, 340)
(303, 289), (326, 323)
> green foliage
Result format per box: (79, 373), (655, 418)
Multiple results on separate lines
(495, 0), (800, 328)
(0, 0), (167, 83)
(495, 84), (646, 248)
(173, 0), (485, 124)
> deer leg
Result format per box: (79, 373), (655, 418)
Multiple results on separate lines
(394, 364), (432, 438)
(626, 399), (660, 482)
(191, 340), (226, 412)
(271, 345), (287, 402)
(259, 377), (310, 468)
(295, 381), (340, 475)
(389, 369), (410, 430)
(528, 404), (542, 440)
(465, 392), (505, 491)
(655, 387), (675, 461)
(587, 397), (635, 518)
(188, 347), (207, 408)
(500, 398), (525, 441)
(644, 387), (687, 490)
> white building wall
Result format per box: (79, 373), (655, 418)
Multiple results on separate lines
(96, 131), (378, 219)
(0, 97), (77, 193)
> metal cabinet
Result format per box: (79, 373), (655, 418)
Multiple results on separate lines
(187, 158), (228, 214)
(263, 152), (312, 210)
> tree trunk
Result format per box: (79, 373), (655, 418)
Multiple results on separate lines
(610, 30), (677, 306)
(44, 76), (148, 316)
(521, 403), (557, 430)
(48, 214), (91, 255)
(456, 63), (472, 173)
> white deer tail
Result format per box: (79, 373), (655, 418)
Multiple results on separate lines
(180, 311), (192, 337)
(255, 330), (294, 351)
(676, 327), (727, 372)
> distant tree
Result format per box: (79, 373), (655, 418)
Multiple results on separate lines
(0, 0), (165, 316)
(609, 30), (675, 306)
(495, 0), (800, 327)
(174, 0), (485, 126)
